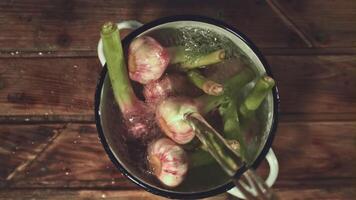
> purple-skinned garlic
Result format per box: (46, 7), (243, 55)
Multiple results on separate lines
(156, 97), (198, 144)
(147, 138), (188, 187)
(143, 74), (202, 104)
(128, 36), (170, 84)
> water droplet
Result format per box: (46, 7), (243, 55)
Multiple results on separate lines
(101, 194), (106, 198)
(24, 118), (30, 122)
(73, 140), (77, 144)
(111, 180), (115, 184)
(44, 112), (49, 115)
(38, 52), (43, 56)
(77, 135), (81, 138)
(10, 52), (15, 56)
(65, 171), (69, 175)
(15, 51), (19, 54)
(73, 65), (78, 68)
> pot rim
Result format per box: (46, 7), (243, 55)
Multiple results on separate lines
(94, 15), (280, 199)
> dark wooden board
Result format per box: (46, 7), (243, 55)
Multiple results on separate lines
(274, 122), (356, 180)
(0, 58), (101, 117)
(0, 189), (169, 200)
(1, 122), (354, 189)
(0, 189), (230, 200)
(268, 55), (356, 114)
(0, 124), (64, 183)
(6, 124), (132, 189)
(1, 188), (355, 200)
(0, 0), (306, 53)
(1, 56), (355, 121)
(275, 0), (356, 48)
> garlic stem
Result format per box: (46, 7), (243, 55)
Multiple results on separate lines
(101, 22), (139, 114)
(188, 70), (224, 96)
(168, 46), (226, 69)
(239, 75), (275, 117)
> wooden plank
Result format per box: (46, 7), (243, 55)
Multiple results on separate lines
(274, 0), (356, 48)
(268, 55), (356, 114)
(0, 188), (354, 200)
(4, 121), (355, 189)
(0, 0), (306, 53)
(273, 122), (356, 180)
(0, 189), (229, 200)
(1, 55), (355, 121)
(274, 187), (356, 200)
(0, 190), (168, 200)
(0, 124), (64, 183)
(8, 124), (133, 189)
(0, 57), (101, 117)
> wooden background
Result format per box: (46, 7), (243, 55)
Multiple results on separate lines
(0, 0), (355, 199)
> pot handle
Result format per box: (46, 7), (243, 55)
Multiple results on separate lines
(97, 20), (143, 66)
(228, 148), (279, 199)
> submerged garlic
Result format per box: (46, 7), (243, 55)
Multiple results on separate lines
(156, 97), (198, 144)
(147, 138), (188, 187)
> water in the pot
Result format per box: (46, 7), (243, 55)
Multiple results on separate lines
(100, 22), (274, 193)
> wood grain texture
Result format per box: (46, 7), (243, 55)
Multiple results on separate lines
(1, 56), (355, 121)
(268, 55), (356, 114)
(0, 188), (355, 200)
(0, 190), (168, 200)
(275, 187), (356, 200)
(0, 58), (101, 117)
(0, 0), (306, 53)
(0, 124), (64, 183)
(0, 189), (230, 200)
(1, 122), (354, 189)
(8, 124), (133, 189)
(274, 122), (356, 180)
(275, 0), (356, 48)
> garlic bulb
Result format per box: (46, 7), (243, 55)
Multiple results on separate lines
(128, 36), (170, 84)
(156, 97), (198, 144)
(147, 138), (188, 187)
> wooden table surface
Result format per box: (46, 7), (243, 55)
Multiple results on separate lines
(0, 0), (355, 199)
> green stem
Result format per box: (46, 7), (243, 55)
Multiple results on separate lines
(167, 46), (186, 64)
(187, 70), (224, 96)
(219, 99), (247, 158)
(181, 49), (225, 69)
(194, 67), (256, 114)
(168, 46), (226, 69)
(224, 67), (256, 98)
(195, 95), (227, 114)
(239, 75), (275, 118)
(101, 22), (139, 113)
